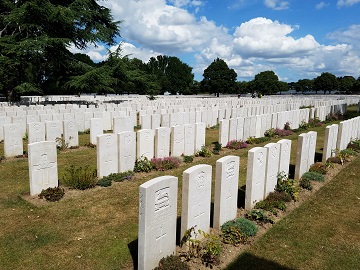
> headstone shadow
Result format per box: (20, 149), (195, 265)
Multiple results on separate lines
(128, 238), (138, 270)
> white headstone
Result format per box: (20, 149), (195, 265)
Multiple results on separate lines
(245, 147), (267, 210)
(155, 127), (170, 158)
(213, 155), (240, 230)
(90, 118), (103, 145)
(118, 131), (136, 172)
(170, 125), (184, 157)
(184, 124), (195, 156)
(27, 122), (45, 144)
(277, 139), (292, 176)
(45, 121), (62, 143)
(219, 119), (229, 147)
(181, 164), (212, 239)
(194, 122), (206, 152)
(295, 133), (310, 180)
(138, 176), (178, 270)
(137, 129), (155, 159)
(264, 143), (280, 197)
(28, 141), (58, 196)
(97, 134), (118, 178)
(3, 124), (23, 157)
(63, 120), (79, 148)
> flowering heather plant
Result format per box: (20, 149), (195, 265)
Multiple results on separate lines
(151, 156), (181, 171)
(226, 140), (248, 149)
(274, 128), (294, 137)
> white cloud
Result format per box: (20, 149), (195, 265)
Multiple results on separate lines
(316, 1), (329, 9)
(264, 0), (290, 10)
(327, 24), (360, 49)
(232, 18), (319, 58)
(337, 0), (360, 7)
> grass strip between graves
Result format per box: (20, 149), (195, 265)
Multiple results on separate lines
(226, 154), (360, 270)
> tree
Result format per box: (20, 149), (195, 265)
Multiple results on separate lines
(146, 55), (193, 95)
(313, 72), (338, 94)
(338, 76), (356, 94)
(0, 0), (121, 101)
(252, 70), (280, 95)
(295, 79), (313, 94)
(201, 58), (237, 96)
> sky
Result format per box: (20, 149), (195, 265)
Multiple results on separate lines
(71, 0), (360, 82)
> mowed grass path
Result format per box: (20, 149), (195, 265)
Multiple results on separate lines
(0, 107), (359, 269)
(226, 154), (360, 270)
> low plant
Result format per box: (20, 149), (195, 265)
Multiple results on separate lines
(221, 218), (258, 241)
(255, 198), (287, 213)
(246, 136), (271, 144)
(62, 165), (97, 190)
(180, 226), (202, 260)
(245, 209), (275, 224)
(309, 162), (329, 175)
(298, 120), (310, 131)
(274, 128), (294, 137)
(212, 142), (222, 155)
(299, 178), (313, 190)
(96, 177), (112, 187)
(308, 117), (323, 127)
(84, 142), (96, 148)
(347, 139), (360, 152)
(151, 156), (181, 171)
(276, 171), (299, 201)
(199, 230), (222, 267)
(195, 145), (212, 158)
(38, 187), (65, 202)
(264, 128), (276, 138)
(284, 121), (291, 130)
(324, 112), (343, 123)
(55, 136), (70, 151)
(134, 156), (153, 172)
(301, 171), (325, 182)
(226, 140), (248, 149)
(183, 155), (194, 164)
(99, 171), (134, 183)
(154, 255), (190, 270)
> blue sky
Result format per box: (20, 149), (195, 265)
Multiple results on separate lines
(72, 0), (360, 82)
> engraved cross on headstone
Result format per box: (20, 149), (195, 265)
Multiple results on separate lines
(156, 226), (167, 253)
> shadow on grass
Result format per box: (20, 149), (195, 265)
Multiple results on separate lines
(128, 238), (138, 270)
(288, 164), (295, 179)
(315, 151), (323, 162)
(225, 252), (296, 270)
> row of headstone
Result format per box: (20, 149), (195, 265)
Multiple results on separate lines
(336, 116), (360, 151)
(245, 139), (292, 210)
(138, 156), (240, 270)
(97, 123), (206, 177)
(3, 120), (79, 158)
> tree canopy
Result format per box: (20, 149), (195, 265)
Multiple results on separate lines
(201, 58), (237, 96)
(0, 0), (121, 101)
(313, 72), (338, 94)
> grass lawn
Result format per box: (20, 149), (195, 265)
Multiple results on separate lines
(226, 154), (360, 270)
(0, 106), (359, 269)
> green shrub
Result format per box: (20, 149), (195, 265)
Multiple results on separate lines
(264, 128), (276, 138)
(309, 162), (329, 175)
(183, 155), (194, 164)
(212, 142), (222, 155)
(221, 218), (257, 239)
(97, 177), (112, 187)
(301, 171), (325, 182)
(134, 156), (153, 172)
(284, 121), (291, 130)
(62, 165), (97, 190)
(298, 120), (309, 131)
(226, 140), (248, 149)
(38, 187), (65, 202)
(255, 199), (287, 213)
(276, 172), (299, 201)
(154, 255), (190, 270)
(347, 139), (360, 152)
(195, 145), (212, 157)
(100, 172), (133, 183)
(245, 209), (275, 224)
(55, 136), (70, 151)
(151, 157), (181, 171)
(199, 230), (222, 267)
(299, 178), (313, 190)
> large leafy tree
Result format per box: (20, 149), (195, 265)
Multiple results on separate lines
(201, 58), (237, 96)
(252, 70), (280, 95)
(313, 72), (338, 94)
(295, 79), (313, 94)
(0, 0), (120, 101)
(337, 76), (356, 94)
(147, 55), (193, 95)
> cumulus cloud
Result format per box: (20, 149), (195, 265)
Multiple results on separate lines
(71, 1), (360, 81)
(337, 0), (360, 7)
(264, 0), (290, 10)
(316, 1), (329, 9)
(232, 18), (319, 58)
